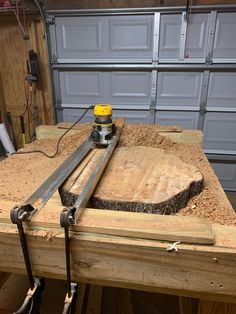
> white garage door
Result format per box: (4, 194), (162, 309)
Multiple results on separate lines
(48, 8), (236, 190)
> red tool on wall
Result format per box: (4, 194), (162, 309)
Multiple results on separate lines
(0, 0), (20, 8)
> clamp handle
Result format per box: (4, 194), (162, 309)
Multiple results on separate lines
(62, 283), (78, 314)
(13, 278), (45, 314)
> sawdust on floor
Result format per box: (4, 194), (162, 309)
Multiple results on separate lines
(0, 122), (235, 226)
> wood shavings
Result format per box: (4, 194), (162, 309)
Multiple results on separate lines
(0, 122), (235, 226)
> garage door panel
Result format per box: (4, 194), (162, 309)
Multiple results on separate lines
(156, 72), (202, 109)
(110, 72), (151, 100)
(113, 109), (150, 123)
(207, 73), (236, 110)
(56, 17), (103, 60)
(61, 22), (101, 51)
(155, 111), (198, 129)
(110, 18), (153, 52)
(213, 13), (236, 60)
(211, 162), (236, 191)
(63, 108), (150, 124)
(59, 71), (152, 108)
(55, 15), (153, 62)
(203, 113), (236, 154)
(185, 14), (210, 59)
(159, 14), (182, 60)
(59, 72), (106, 104)
(63, 108), (95, 123)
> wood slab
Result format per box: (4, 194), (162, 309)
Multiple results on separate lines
(62, 146), (203, 214)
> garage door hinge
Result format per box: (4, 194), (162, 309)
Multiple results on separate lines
(55, 99), (62, 110)
(46, 15), (55, 25)
(55, 107), (64, 111)
(149, 100), (156, 113)
(52, 54), (58, 63)
(199, 107), (207, 114)
(205, 52), (213, 64)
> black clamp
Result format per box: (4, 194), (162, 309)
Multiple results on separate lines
(11, 204), (45, 313)
(10, 204), (35, 225)
(60, 207), (79, 314)
(60, 207), (77, 229)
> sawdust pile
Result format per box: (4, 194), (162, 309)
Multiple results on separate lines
(119, 124), (175, 149)
(0, 125), (91, 204)
(0, 122), (235, 226)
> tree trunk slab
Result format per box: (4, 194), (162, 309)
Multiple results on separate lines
(61, 146), (203, 215)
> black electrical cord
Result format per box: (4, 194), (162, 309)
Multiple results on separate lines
(185, 0), (190, 23)
(12, 105), (94, 159)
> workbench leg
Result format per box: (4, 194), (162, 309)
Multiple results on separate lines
(197, 300), (236, 314)
(179, 296), (199, 314)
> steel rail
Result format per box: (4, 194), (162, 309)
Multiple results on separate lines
(60, 127), (121, 313)
(47, 4), (236, 16)
(51, 63), (236, 72)
(23, 140), (93, 215)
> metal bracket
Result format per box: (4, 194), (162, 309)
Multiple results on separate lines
(149, 70), (158, 124)
(51, 54), (58, 63)
(153, 13), (160, 63)
(56, 97), (62, 107)
(199, 108), (207, 114)
(55, 106), (64, 111)
(197, 70), (210, 130)
(179, 12), (187, 61)
(150, 100), (156, 113)
(46, 15), (55, 25)
(205, 11), (217, 64)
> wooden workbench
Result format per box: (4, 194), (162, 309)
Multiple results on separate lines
(0, 123), (235, 311)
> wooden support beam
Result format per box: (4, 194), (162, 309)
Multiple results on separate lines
(0, 272), (10, 289)
(0, 274), (28, 313)
(101, 287), (134, 314)
(179, 296), (199, 314)
(86, 285), (103, 314)
(75, 283), (88, 314)
(115, 289), (134, 314)
(0, 218), (235, 303)
(197, 300), (236, 314)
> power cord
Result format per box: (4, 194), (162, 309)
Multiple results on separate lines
(13, 105), (94, 158)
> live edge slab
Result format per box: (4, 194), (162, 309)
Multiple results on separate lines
(0, 124), (235, 304)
